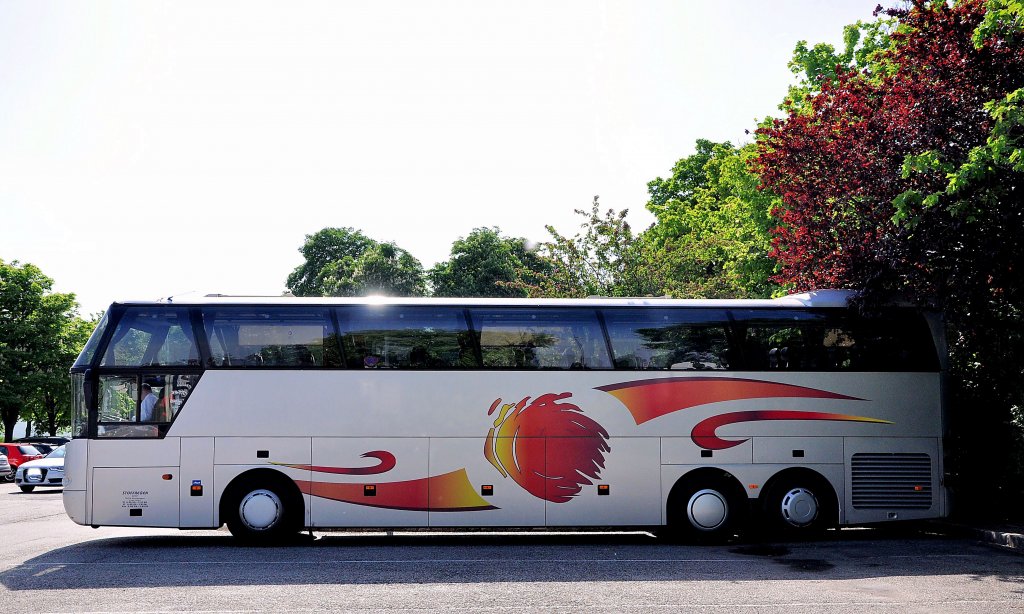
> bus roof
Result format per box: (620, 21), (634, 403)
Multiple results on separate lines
(109, 289), (859, 309)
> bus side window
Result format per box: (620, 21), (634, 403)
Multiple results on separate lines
(730, 309), (891, 371)
(602, 308), (732, 371)
(470, 308), (611, 370)
(731, 310), (828, 371)
(202, 308), (339, 368)
(336, 306), (477, 369)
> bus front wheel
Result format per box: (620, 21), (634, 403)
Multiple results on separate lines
(664, 472), (746, 543)
(223, 473), (303, 543)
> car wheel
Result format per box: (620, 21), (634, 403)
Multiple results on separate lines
(223, 475), (302, 544)
(19, 485), (35, 493)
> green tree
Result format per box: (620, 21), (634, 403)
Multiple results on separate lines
(0, 260), (78, 442)
(285, 228), (375, 297)
(784, 18), (895, 112)
(429, 227), (549, 297)
(519, 197), (662, 298)
(644, 140), (779, 298)
(286, 228), (426, 297)
(348, 243), (427, 296)
(23, 314), (96, 437)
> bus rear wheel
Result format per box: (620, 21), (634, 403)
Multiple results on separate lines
(760, 473), (836, 539)
(224, 475), (303, 543)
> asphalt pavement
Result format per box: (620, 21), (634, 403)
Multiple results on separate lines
(2, 480), (1023, 613)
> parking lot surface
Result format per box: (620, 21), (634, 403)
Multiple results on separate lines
(2, 481), (1023, 613)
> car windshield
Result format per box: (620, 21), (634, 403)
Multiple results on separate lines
(46, 447), (66, 459)
(17, 446), (41, 455)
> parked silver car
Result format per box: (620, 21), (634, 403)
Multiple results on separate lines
(0, 451), (10, 481)
(14, 446), (65, 493)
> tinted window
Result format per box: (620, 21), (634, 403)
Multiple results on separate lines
(47, 447), (66, 459)
(18, 446), (40, 455)
(338, 306), (478, 369)
(204, 307), (340, 367)
(101, 308), (198, 367)
(73, 311), (109, 368)
(603, 308), (733, 370)
(470, 308), (611, 370)
(730, 309), (938, 372)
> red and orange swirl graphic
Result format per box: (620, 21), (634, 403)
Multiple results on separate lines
(484, 393), (610, 503)
(597, 377), (888, 450)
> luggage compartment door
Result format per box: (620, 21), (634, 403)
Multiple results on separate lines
(92, 466), (180, 527)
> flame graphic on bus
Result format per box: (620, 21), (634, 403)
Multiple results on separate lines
(483, 393), (610, 503)
(278, 450), (397, 475)
(691, 410), (892, 450)
(596, 377), (863, 425)
(294, 468), (495, 512)
(596, 377), (888, 450)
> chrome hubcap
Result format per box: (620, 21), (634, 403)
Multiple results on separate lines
(687, 489), (729, 531)
(780, 487), (818, 527)
(239, 489), (282, 531)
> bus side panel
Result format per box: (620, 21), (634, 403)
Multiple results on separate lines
(87, 438), (182, 528)
(89, 437), (181, 468)
(843, 437), (942, 525)
(179, 437), (215, 528)
(429, 437), (544, 527)
(662, 437), (752, 465)
(545, 437), (661, 526)
(310, 437), (428, 528)
(753, 437), (843, 464)
(91, 466), (179, 527)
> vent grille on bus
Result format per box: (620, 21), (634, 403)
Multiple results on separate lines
(851, 453), (932, 510)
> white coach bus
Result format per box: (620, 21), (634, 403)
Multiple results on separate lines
(63, 291), (947, 542)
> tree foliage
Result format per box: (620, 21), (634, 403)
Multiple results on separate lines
(784, 18), (895, 110)
(0, 260), (80, 442)
(23, 314), (95, 437)
(286, 228), (426, 297)
(754, 0), (1024, 517)
(645, 140), (779, 298)
(429, 227), (549, 297)
(517, 197), (662, 298)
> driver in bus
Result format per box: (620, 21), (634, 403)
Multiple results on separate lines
(140, 383), (158, 422)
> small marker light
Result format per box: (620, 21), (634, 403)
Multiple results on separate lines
(364, 484), (376, 497)
(481, 485), (493, 496)
(597, 484), (610, 496)
(914, 485), (923, 491)
(749, 484), (759, 490)
(161, 474), (173, 480)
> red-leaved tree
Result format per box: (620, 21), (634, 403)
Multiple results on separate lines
(754, 0), (1024, 518)
(755, 0), (1024, 296)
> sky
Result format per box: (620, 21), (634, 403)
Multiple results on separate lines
(0, 1), (876, 316)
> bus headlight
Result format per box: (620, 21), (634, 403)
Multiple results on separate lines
(25, 467), (43, 483)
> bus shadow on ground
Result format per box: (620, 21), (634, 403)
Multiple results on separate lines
(3, 526), (1021, 590)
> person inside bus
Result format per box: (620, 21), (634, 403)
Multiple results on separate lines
(140, 383), (158, 422)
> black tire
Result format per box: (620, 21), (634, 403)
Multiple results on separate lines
(760, 472), (837, 539)
(19, 485), (35, 493)
(663, 473), (747, 544)
(222, 474), (303, 544)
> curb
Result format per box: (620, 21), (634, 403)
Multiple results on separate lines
(926, 520), (1024, 551)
